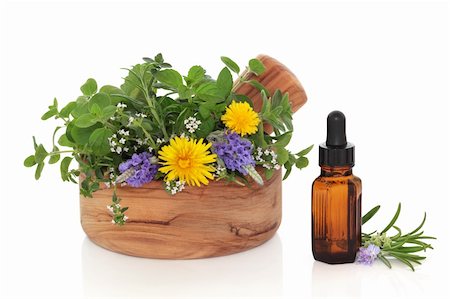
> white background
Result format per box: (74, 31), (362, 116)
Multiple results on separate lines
(1, 0), (449, 298)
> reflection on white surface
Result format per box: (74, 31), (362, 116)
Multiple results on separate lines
(82, 234), (283, 298)
(311, 261), (362, 298)
(311, 259), (431, 298)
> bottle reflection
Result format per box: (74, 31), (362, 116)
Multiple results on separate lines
(311, 261), (361, 298)
(82, 234), (283, 298)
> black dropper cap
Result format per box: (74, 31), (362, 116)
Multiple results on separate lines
(319, 111), (355, 167)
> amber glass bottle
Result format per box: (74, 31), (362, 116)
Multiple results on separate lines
(312, 111), (362, 264)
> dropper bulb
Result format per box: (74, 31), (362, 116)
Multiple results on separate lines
(326, 111), (347, 147)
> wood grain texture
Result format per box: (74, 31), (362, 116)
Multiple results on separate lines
(233, 54), (308, 133)
(80, 168), (282, 259)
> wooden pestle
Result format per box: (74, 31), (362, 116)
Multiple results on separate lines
(232, 54), (307, 133)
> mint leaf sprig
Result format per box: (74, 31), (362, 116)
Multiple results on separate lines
(362, 203), (436, 271)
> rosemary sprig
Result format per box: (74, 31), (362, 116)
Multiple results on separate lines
(362, 203), (436, 271)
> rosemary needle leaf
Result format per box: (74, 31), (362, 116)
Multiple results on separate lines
(381, 203), (401, 233)
(362, 202), (436, 271)
(405, 212), (427, 236)
(378, 254), (392, 269)
(390, 253), (415, 271)
(392, 226), (402, 239)
(362, 205), (381, 225)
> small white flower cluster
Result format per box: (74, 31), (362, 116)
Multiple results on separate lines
(127, 112), (147, 127)
(104, 168), (117, 188)
(110, 103), (127, 121)
(171, 132), (189, 141)
(184, 117), (201, 133)
(215, 164), (227, 177)
(164, 179), (186, 195)
(109, 130), (130, 154)
(117, 102), (127, 109)
(135, 112), (147, 118)
(156, 137), (165, 144)
(111, 216), (128, 224)
(254, 147), (281, 170)
(107, 203), (119, 214)
(107, 203), (128, 224)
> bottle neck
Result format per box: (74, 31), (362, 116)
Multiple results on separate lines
(320, 165), (353, 177)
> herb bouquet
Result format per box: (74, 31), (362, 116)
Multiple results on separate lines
(24, 54), (311, 258)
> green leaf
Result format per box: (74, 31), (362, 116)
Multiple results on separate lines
(75, 114), (98, 128)
(59, 101), (77, 118)
(120, 64), (149, 98)
(71, 123), (101, 145)
(70, 97), (89, 118)
(60, 156), (73, 181)
(295, 156), (309, 169)
(220, 56), (240, 74)
(265, 168), (274, 180)
(381, 203), (401, 233)
(389, 253), (415, 271)
(35, 163), (44, 180)
(35, 144), (48, 163)
(216, 67), (233, 98)
(362, 205), (381, 225)
(395, 246), (427, 253)
(283, 164), (293, 180)
(23, 155), (36, 167)
(58, 134), (74, 147)
(155, 53), (164, 63)
(248, 58), (265, 75)
(41, 108), (58, 120)
(100, 85), (124, 95)
(88, 92), (111, 111)
(155, 69), (183, 88)
(277, 148), (289, 164)
(89, 128), (113, 156)
(272, 131), (292, 148)
(195, 82), (222, 102)
(186, 65), (205, 85)
(248, 80), (270, 97)
(378, 254), (392, 269)
(196, 117), (215, 138)
(177, 85), (193, 99)
(199, 104), (211, 119)
(32, 136), (38, 150)
(296, 144), (314, 156)
(174, 108), (192, 133)
(80, 78), (98, 96)
(142, 57), (154, 63)
(89, 103), (102, 116)
(260, 90), (271, 115)
(48, 146), (60, 164)
(271, 90), (283, 107)
(102, 105), (116, 120)
(405, 213), (427, 236)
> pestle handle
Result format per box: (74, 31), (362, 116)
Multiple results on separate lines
(232, 54), (308, 133)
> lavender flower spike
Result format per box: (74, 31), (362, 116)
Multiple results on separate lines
(117, 152), (159, 187)
(356, 244), (381, 265)
(211, 131), (263, 185)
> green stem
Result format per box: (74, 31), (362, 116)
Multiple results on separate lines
(141, 77), (169, 140)
(48, 150), (75, 156)
(135, 122), (157, 149)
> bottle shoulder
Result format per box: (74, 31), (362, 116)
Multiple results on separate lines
(312, 173), (362, 188)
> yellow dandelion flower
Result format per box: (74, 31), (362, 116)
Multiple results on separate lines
(221, 100), (260, 136)
(158, 136), (217, 187)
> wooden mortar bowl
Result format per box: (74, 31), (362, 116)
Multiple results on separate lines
(80, 169), (281, 259)
(80, 55), (306, 259)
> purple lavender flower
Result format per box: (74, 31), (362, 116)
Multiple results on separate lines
(212, 132), (255, 175)
(356, 244), (381, 265)
(118, 152), (159, 187)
